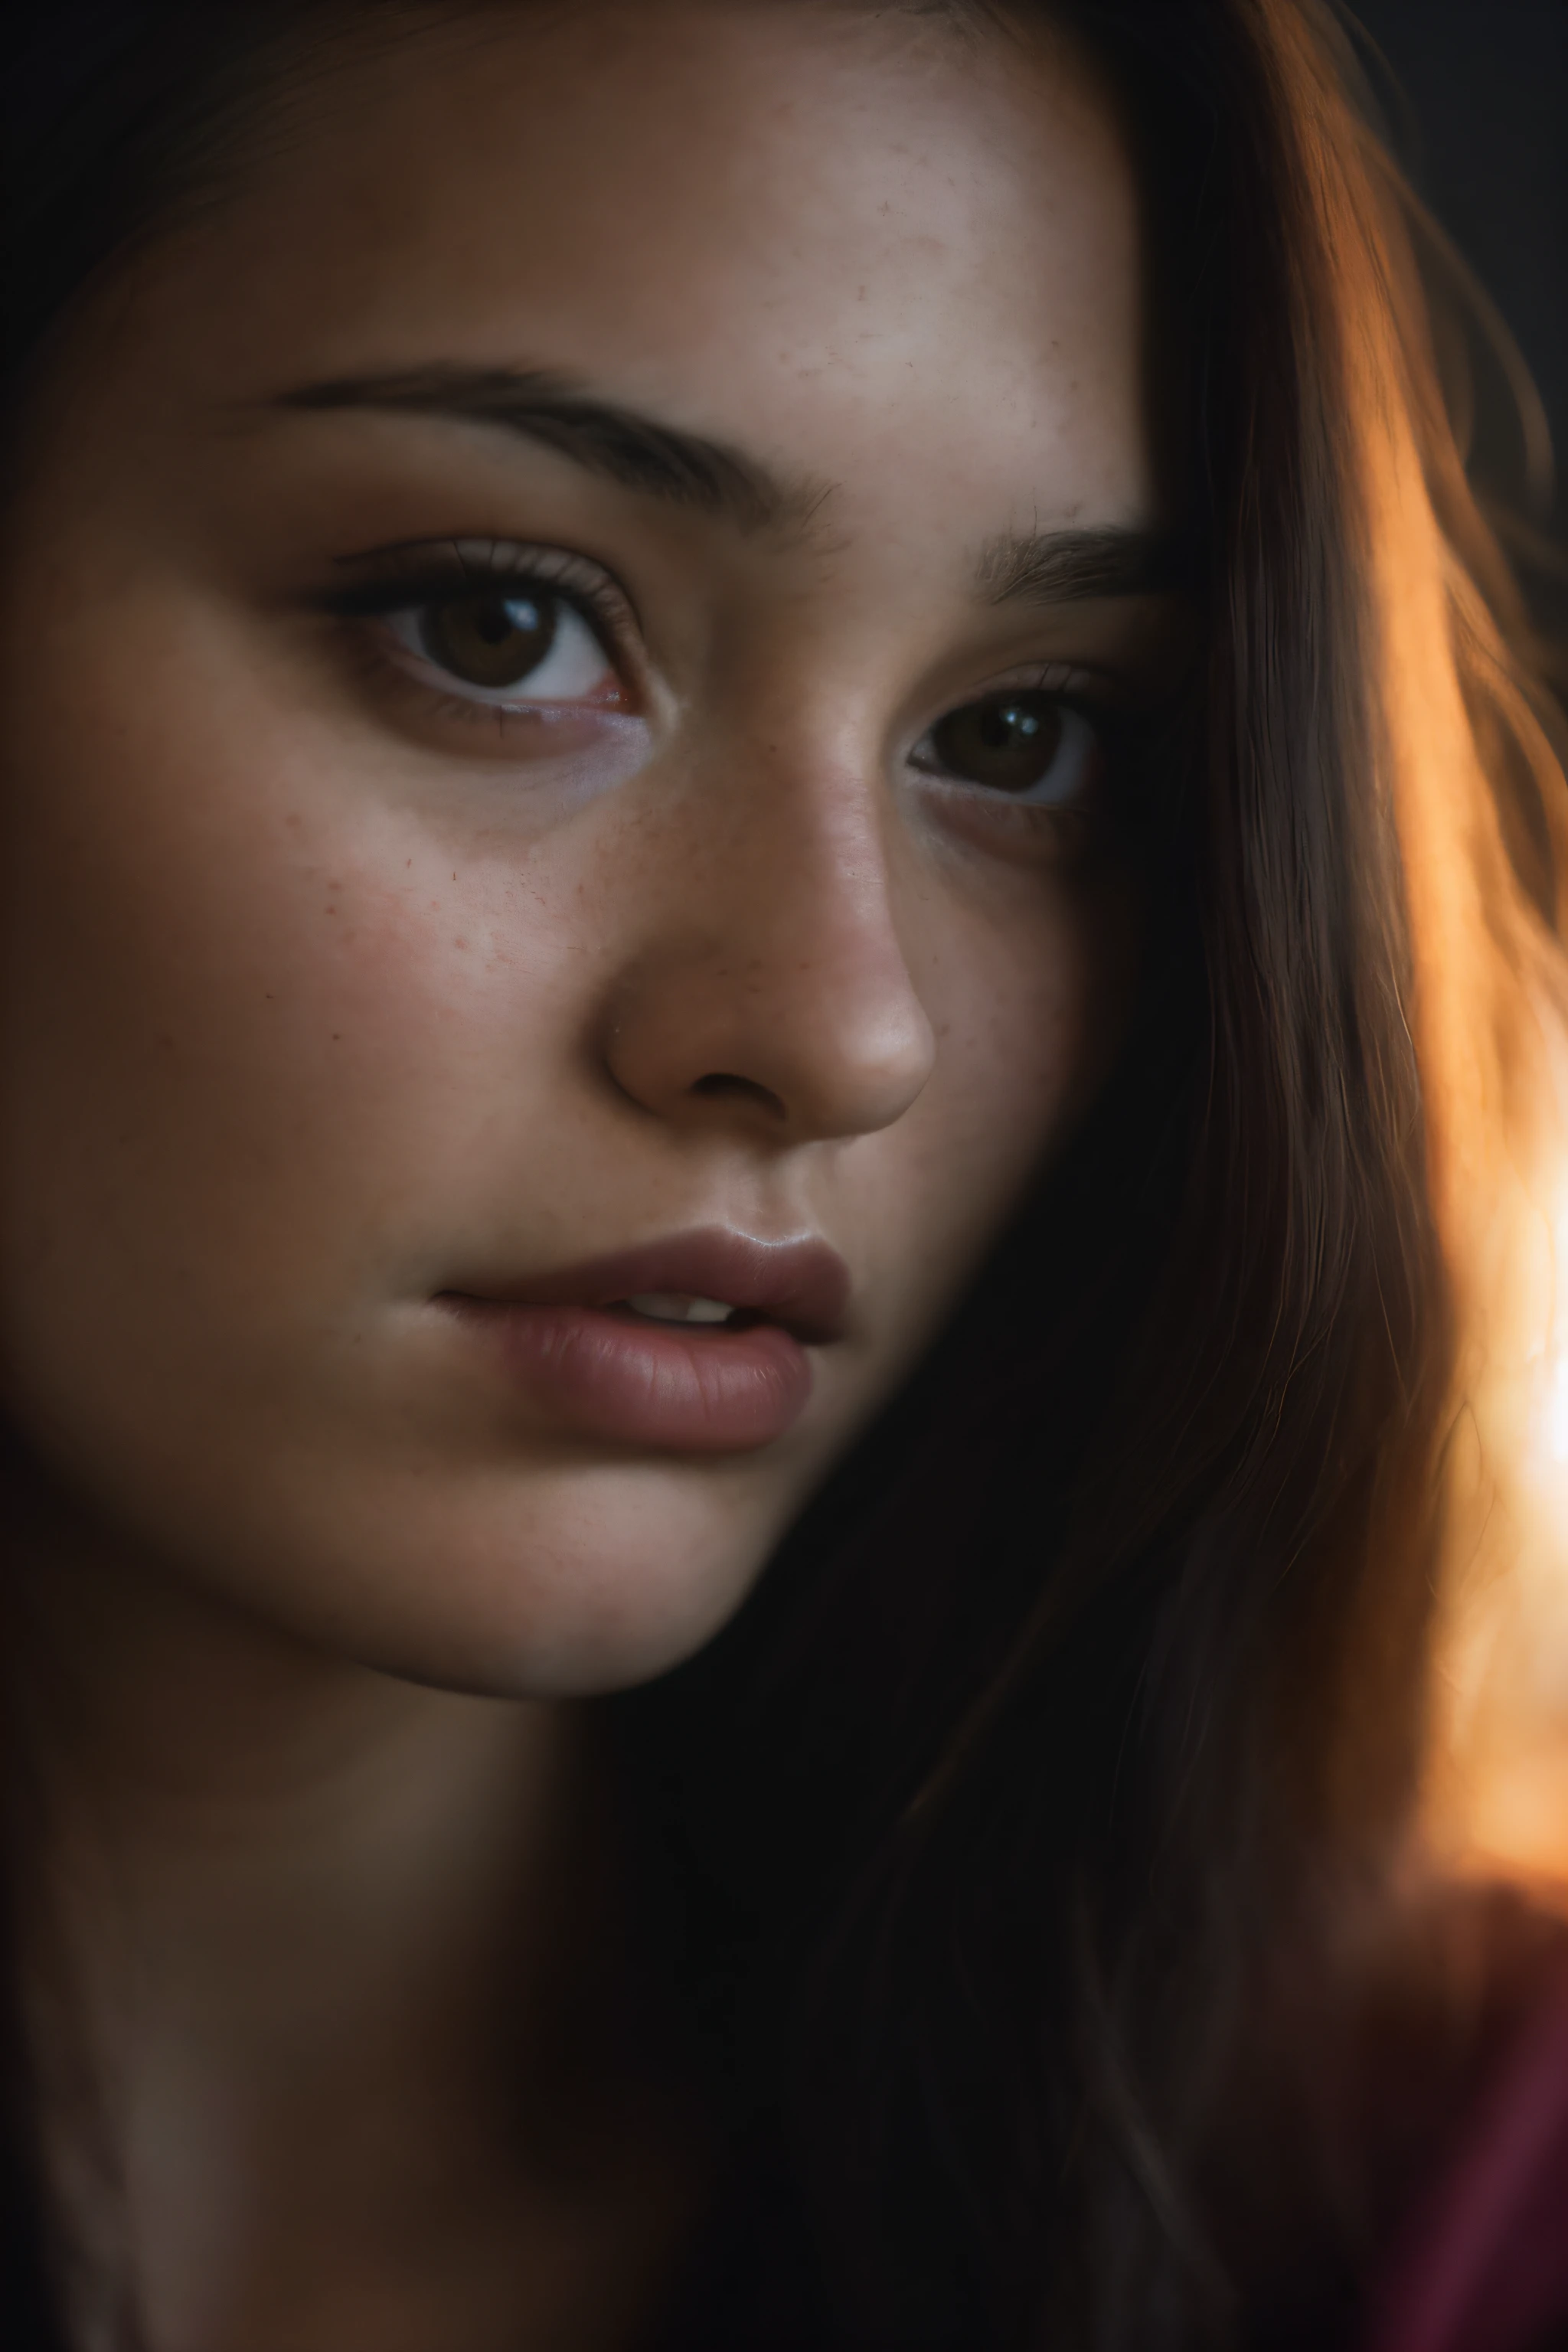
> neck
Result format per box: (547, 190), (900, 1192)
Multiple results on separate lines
(4, 1476), (701, 2352)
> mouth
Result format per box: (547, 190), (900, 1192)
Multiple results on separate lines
(437, 1228), (850, 1453)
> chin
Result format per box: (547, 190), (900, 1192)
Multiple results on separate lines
(171, 1448), (796, 1700)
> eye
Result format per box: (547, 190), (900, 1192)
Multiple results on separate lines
(384, 589), (620, 707)
(910, 690), (1103, 805)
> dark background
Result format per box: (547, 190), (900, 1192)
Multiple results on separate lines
(1352, 0), (1566, 570)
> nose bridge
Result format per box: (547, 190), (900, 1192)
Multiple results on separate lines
(738, 730), (906, 992)
(599, 717), (938, 1145)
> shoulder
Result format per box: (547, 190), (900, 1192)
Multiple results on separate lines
(1361, 1955), (1568, 2352)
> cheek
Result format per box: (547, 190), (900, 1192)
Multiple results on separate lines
(853, 854), (1135, 1378)
(943, 856), (1129, 1164)
(0, 622), (589, 1378)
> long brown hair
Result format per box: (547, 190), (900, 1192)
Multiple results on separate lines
(4, 4), (1566, 2347)
(626, 3), (1568, 2343)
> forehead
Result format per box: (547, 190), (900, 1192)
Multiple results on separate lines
(94, 1), (1152, 534)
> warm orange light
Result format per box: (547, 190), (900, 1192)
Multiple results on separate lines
(1423, 1145), (1568, 1905)
(1541, 1312), (1568, 1469)
(1282, 84), (1568, 1913)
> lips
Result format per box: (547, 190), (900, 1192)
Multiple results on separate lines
(439, 1228), (849, 1453)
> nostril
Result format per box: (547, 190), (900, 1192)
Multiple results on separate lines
(690, 1071), (788, 1119)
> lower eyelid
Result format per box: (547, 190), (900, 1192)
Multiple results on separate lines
(338, 626), (642, 754)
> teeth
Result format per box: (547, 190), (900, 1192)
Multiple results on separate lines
(623, 1292), (735, 1325)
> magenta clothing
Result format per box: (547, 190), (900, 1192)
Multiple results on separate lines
(1364, 1968), (1568, 2352)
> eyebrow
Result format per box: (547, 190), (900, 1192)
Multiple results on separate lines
(976, 524), (1186, 609)
(273, 362), (1184, 606)
(274, 364), (826, 536)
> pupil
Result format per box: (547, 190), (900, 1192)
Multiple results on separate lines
(420, 593), (556, 687)
(982, 705), (1039, 748)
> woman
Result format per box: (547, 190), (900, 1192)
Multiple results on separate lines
(2, 2), (1565, 2345)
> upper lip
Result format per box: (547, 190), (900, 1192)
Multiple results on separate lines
(444, 1227), (851, 1344)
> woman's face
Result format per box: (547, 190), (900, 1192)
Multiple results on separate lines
(0, 2), (1166, 1694)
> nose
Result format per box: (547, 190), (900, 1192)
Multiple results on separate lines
(599, 743), (937, 1146)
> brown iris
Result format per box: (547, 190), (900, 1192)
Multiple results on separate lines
(416, 593), (556, 689)
(928, 692), (1064, 795)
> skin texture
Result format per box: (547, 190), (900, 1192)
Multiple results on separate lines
(0, 5), (1172, 2345)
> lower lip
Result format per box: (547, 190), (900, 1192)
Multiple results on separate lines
(446, 1300), (815, 1453)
